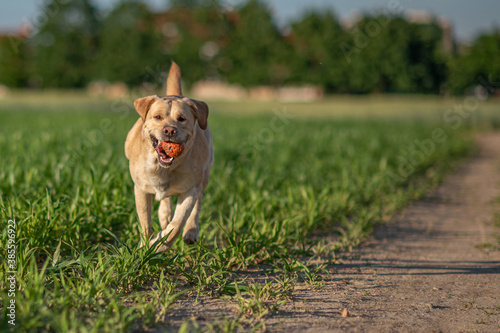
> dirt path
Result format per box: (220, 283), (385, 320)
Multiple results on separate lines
(161, 134), (500, 333)
(266, 133), (500, 332)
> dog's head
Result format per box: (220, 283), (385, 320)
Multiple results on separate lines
(134, 95), (209, 167)
(133, 62), (209, 168)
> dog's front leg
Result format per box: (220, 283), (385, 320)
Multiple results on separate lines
(134, 185), (153, 245)
(182, 194), (202, 244)
(150, 187), (200, 252)
(158, 197), (173, 230)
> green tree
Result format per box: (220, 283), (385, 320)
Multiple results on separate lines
(223, 0), (289, 86)
(405, 21), (448, 93)
(32, 0), (99, 88)
(343, 16), (410, 93)
(165, 0), (231, 85)
(288, 10), (348, 92)
(449, 30), (500, 94)
(343, 15), (447, 93)
(169, 0), (216, 7)
(0, 36), (30, 87)
(95, 0), (164, 87)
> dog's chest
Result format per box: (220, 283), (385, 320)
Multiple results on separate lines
(146, 168), (172, 200)
(146, 167), (192, 201)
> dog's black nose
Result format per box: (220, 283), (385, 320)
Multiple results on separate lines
(163, 126), (177, 137)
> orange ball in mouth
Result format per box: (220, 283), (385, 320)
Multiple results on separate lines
(161, 141), (184, 158)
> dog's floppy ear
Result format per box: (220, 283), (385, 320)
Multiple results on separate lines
(134, 95), (158, 121)
(166, 61), (182, 96)
(187, 99), (209, 130)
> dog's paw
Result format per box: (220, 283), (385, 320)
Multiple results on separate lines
(148, 225), (175, 252)
(149, 236), (169, 253)
(183, 228), (199, 245)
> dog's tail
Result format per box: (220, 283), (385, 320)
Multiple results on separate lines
(166, 61), (182, 96)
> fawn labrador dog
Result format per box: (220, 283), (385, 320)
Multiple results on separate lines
(125, 62), (213, 252)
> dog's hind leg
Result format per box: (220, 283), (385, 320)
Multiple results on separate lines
(159, 197), (173, 230)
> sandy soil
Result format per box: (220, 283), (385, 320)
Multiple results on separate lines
(159, 133), (500, 333)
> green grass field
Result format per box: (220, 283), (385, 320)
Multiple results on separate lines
(0, 93), (498, 332)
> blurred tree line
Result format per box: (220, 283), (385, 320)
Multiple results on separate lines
(0, 0), (499, 94)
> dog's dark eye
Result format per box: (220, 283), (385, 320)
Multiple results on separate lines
(154, 115), (162, 120)
(178, 116), (186, 122)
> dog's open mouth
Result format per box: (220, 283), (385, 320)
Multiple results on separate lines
(151, 135), (174, 166)
(151, 135), (184, 166)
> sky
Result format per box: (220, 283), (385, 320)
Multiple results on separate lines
(1, 0), (499, 42)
